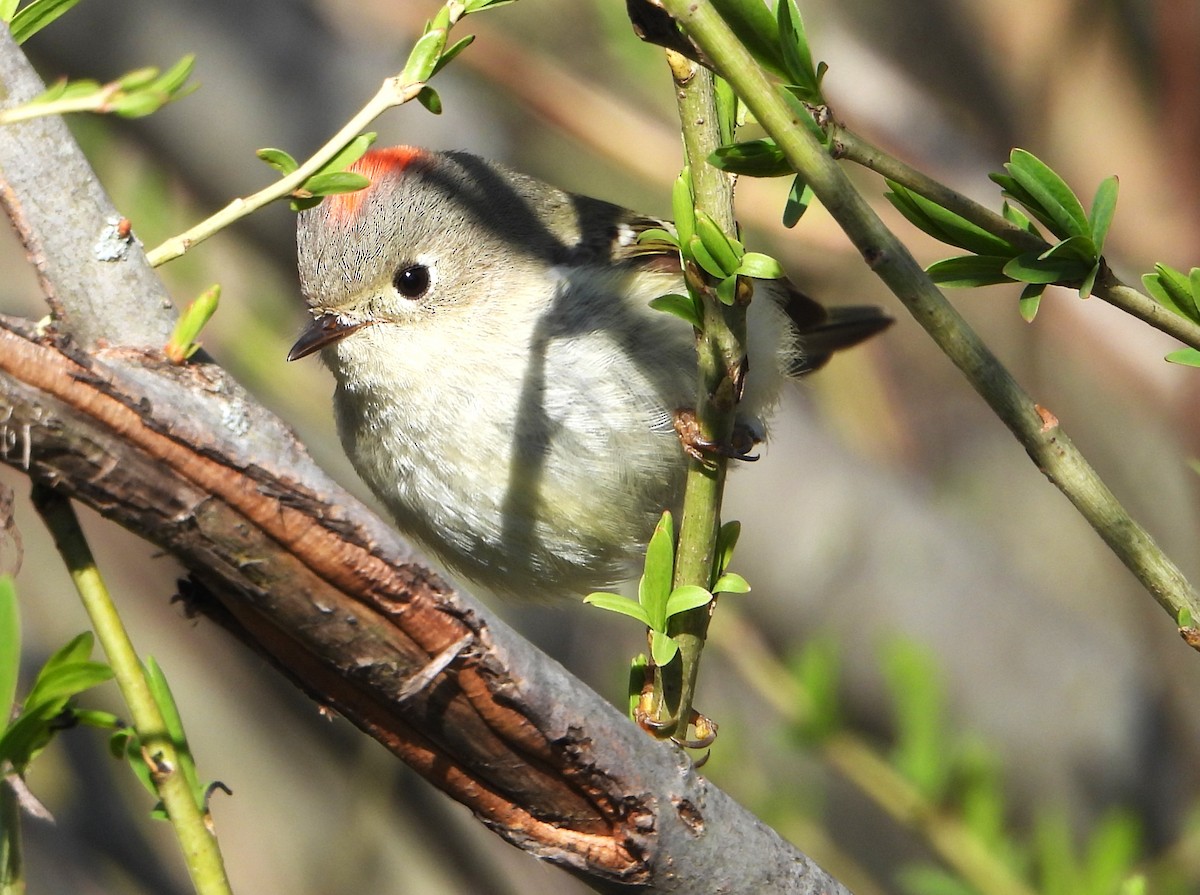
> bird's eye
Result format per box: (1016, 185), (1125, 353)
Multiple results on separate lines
(393, 264), (430, 298)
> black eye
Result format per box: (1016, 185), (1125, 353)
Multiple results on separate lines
(393, 264), (430, 298)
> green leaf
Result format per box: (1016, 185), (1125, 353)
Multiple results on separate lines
(782, 175), (813, 228)
(430, 34), (476, 77)
(1089, 175), (1119, 251)
(671, 169), (696, 251)
(1143, 263), (1200, 323)
(583, 591), (652, 627)
(926, 255), (1013, 288)
(688, 234), (726, 280)
(302, 171), (371, 196)
(694, 211), (742, 276)
(1079, 263), (1100, 299)
(166, 284), (220, 364)
(116, 66), (159, 91)
(152, 53), (196, 97)
(145, 657), (204, 808)
(714, 520), (741, 579)
(737, 252), (785, 280)
(639, 511), (676, 632)
(24, 661), (113, 711)
(626, 654), (648, 721)
(715, 274), (738, 306)
(637, 227), (679, 250)
(664, 585), (714, 619)
(712, 572), (750, 594)
(1019, 284), (1045, 322)
(1164, 347), (1200, 367)
(257, 147), (299, 176)
(1001, 200), (1042, 236)
(649, 293), (702, 329)
(885, 183), (1017, 256)
(111, 91), (169, 119)
(0, 0), (19, 22)
(650, 630), (679, 667)
(0, 577), (18, 730)
(1039, 234), (1097, 265)
(416, 85), (442, 114)
(1004, 149), (1090, 239)
(1179, 607), (1194, 628)
(10, 0), (84, 43)
(401, 27), (447, 83)
(317, 132), (377, 176)
(1002, 250), (1086, 285)
(709, 139), (792, 178)
(776, 0), (821, 101)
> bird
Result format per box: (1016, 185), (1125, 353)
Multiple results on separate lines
(289, 146), (889, 601)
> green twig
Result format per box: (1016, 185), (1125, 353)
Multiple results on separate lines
(30, 487), (234, 895)
(0, 776), (21, 895)
(652, 52), (744, 742)
(143, 76), (422, 267)
(661, 0), (1200, 629)
(831, 124), (1200, 352)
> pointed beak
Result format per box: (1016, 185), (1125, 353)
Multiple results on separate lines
(287, 314), (369, 362)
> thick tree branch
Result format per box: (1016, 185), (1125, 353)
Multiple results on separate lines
(0, 26), (849, 895)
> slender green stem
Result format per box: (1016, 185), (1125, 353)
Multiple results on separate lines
(31, 487), (234, 895)
(0, 778), (22, 895)
(143, 76), (423, 267)
(652, 52), (745, 742)
(833, 124), (1200, 352)
(662, 0), (1200, 626)
(0, 91), (113, 125)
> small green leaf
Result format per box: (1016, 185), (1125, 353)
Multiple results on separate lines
(672, 169), (696, 250)
(111, 91), (169, 119)
(1039, 234), (1097, 265)
(318, 132), (377, 176)
(0, 577), (19, 730)
(1143, 263), (1200, 323)
(152, 53), (196, 97)
(695, 211), (743, 276)
(416, 85), (442, 114)
(302, 171), (371, 196)
(627, 654), (648, 721)
(885, 183), (1017, 256)
(1002, 250), (1086, 285)
(776, 0), (822, 101)
(650, 630), (679, 667)
(583, 591), (652, 627)
(639, 511), (676, 631)
(782, 175), (813, 228)
(1079, 263), (1100, 299)
(0, 0), (19, 22)
(926, 255), (1013, 288)
(1089, 175), (1119, 251)
(688, 234), (726, 280)
(257, 147), (299, 176)
(637, 227), (680, 249)
(649, 293), (702, 329)
(10, 0), (84, 43)
(709, 139), (792, 178)
(1000, 200), (1042, 236)
(715, 274), (738, 306)
(1180, 607), (1196, 628)
(1018, 284), (1045, 322)
(430, 34), (476, 77)
(663, 585), (714, 619)
(1005, 149), (1090, 239)
(1165, 347), (1200, 367)
(145, 657), (205, 808)
(24, 661), (113, 710)
(737, 251), (785, 280)
(116, 66), (160, 91)
(401, 27), (447, 83)
(712, 572), (750, 594)
(165, 284), (220, 364)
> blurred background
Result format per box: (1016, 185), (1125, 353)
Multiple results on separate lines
(3, 0), (1200, 892)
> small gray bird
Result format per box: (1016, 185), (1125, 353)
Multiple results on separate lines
(290, 147), (888, 600)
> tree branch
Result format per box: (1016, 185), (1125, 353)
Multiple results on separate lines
(0, 25), (849, 895)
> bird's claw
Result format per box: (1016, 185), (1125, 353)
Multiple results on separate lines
(673, 409), (760, 463)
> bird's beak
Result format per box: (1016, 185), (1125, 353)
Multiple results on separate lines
(287, 314), (369, 362)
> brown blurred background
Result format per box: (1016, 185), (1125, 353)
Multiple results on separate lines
(3, 1), (1200, 892)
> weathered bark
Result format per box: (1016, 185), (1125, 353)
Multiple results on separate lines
(0, 25), (849, 895)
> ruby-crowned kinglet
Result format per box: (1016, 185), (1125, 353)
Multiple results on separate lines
(289, 147), (888, 601)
